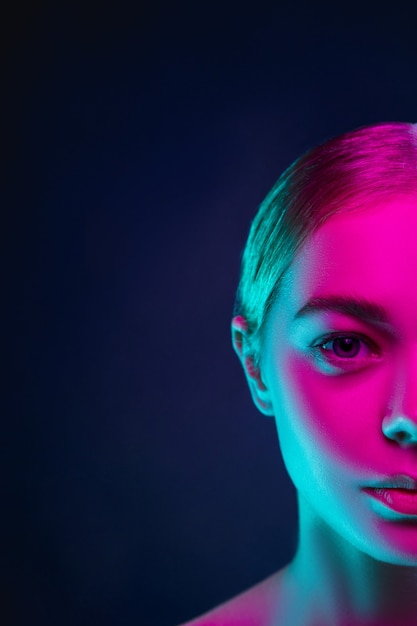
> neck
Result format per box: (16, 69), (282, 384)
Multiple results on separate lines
(282, 495), (417, 626)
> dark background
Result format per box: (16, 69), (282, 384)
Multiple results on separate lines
(5, 1), (417, 625)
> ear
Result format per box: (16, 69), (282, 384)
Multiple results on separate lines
(231, 315), (274, 416)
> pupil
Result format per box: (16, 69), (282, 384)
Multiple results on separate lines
(334, 337), (359, 357)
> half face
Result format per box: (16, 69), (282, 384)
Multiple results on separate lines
(261, 194), (417, 564)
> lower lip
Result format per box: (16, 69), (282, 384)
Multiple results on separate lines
(364, 488), (417, 516)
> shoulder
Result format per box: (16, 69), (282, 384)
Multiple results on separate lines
(179, 570), (288, 626)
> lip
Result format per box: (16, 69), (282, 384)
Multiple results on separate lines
(365, 474), (417, 490)
(363, 475), (417, 516)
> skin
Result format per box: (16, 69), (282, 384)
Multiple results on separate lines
(183, 194), (417, 625)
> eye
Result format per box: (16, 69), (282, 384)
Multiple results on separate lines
(311, 333), (380, 372)
(322, 336), (364, 358)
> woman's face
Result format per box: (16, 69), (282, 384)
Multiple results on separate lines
(261, 194), (417, 564)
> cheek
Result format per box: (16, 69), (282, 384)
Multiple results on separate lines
(271, 350), (390, 476)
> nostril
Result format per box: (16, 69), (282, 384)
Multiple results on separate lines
(396, 431), (408, 443)
(382, 415), (417, 446)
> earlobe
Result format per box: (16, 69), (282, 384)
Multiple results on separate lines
(231, 316), (274, 417)
(243, 354), (275, 416)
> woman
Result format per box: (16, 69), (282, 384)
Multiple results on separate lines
(184, 122), (417, 626)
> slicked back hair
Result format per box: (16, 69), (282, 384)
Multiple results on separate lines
(234, 122), (417, 364)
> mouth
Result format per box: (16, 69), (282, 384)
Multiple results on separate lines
(363, 475), (417, 517)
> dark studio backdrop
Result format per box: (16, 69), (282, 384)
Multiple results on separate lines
(5, 2), (417, 625)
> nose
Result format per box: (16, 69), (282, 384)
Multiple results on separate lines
(382, 351), (417, 446)
(382, 415), (417, 446)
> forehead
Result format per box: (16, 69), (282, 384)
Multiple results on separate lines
(275, 195), (417, 321)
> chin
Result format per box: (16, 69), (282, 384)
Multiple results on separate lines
(358, 521), (417, 566)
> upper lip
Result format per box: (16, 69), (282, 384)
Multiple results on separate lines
(364, 474), (417, 490)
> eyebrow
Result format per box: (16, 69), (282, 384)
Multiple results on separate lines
(294, 295), (391, 325)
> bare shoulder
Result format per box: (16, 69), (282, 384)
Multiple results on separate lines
(179, 569), (289, 626)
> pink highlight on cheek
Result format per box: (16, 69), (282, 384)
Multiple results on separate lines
(278, 348), (379, 466)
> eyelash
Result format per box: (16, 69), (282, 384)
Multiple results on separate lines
(311, 332), (379, 369)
